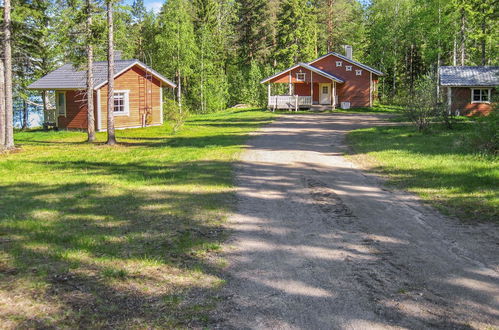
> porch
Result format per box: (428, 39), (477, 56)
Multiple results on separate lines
(267, 94), (339, 111)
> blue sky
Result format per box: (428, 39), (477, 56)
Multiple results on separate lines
(127, 0), (372, 15)
(123, 0), (163, 14)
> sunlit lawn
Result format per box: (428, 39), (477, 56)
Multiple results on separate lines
(0, 108), (275, 328)
(348, 123), (498, 222)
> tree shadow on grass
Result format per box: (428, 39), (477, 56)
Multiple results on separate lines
(0, 160), (237, 328)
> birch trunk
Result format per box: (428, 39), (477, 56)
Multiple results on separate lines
(86, 0), (96, 142)
(106, 0), (116, 145)
(460, 7), (466, 66)
(3, 0), (14, 149)
(0, 57), (5, 148)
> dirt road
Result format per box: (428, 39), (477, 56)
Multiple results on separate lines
(213, 113), (499, 329)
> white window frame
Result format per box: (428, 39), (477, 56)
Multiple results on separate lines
(296, 72), (306, 82)
(55, 91), (66, 117)
(113, 90), (130, 116)
(336, 61), (342, 67)
(471, 88), (491, 104)
(356, 70), (362, 76)
(346, 66), (352, 71)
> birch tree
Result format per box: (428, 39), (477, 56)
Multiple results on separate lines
(3, 0), (14, 149)
(86, 0), (95, 142)
(106, 0), (116, 145)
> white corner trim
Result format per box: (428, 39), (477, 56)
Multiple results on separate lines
(96, 89), (102, 131)
(160, 85), (164, 125)
(369, 72), (373, 107)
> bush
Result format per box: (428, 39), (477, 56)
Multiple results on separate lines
(163, 98), (189, 133)
(467, 110), (498, 155)
(401, 74), (441, 131)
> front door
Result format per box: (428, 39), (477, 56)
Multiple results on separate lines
(320, 83), (331, 105)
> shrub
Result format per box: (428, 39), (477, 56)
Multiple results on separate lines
(467, 110), (498, 155)
(401, 74), (441, 132)
(163, 98), (189, 133)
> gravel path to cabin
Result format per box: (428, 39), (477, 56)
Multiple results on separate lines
(211, 113), (499, 330)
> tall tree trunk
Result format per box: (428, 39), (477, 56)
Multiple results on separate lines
(326, 0), (334, 52)
(86, 0), (96, 142)
(460, 7), (466, 66)
(453, 36), (457, 66)
(106, 0), (116, 145)
(0, 58), (5, 149)
(3, 0), (14, 149)
(22, 100), (28, 130)
(481, 19), (486, 65)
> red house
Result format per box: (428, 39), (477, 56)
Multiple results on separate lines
(261, 46), (383, 110)
(439, 66), (498, 116)
(28, 58), (176, 131)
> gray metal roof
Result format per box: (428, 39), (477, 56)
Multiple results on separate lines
(28, 59), (176, 90)
(439, 66), (499, 86)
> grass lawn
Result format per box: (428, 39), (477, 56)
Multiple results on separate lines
(0, 108), (275, 328)
(347, 123), (498, 222)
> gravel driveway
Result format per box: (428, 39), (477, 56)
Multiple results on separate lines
(213, 113), (499, 329)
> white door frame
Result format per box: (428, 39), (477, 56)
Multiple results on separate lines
(319, 83), (331, 105)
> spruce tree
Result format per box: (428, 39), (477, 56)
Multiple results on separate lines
(275, 0), (316, 69)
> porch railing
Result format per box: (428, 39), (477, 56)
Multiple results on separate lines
(268, 95), (312, 111)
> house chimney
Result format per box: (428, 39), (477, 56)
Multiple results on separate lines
(114, 50), (122, 61)
(344, 45), (353, 60)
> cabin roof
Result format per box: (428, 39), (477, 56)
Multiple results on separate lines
(261, 62), (344, 84)
(28, 59), (176, 90)
(309, 52), (384, 76)
(439, 66), (499, 87)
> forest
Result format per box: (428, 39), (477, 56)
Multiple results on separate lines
(1, 0), (498, 121)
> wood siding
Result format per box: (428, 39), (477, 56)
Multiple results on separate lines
(267, 54), (379, 108)
(56, 65), (164, 131)
(449, 87), (494, 116)
(312, 54), (377, 107)
(57, 90), (96, 130)
(98, 65), (162, 130)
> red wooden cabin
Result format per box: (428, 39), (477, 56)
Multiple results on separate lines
(261, 46), (383, 110)
(28, 58), (176, 131)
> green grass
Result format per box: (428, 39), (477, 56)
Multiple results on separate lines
(0, 108), (275, 328)
(347, 123), (498, 222)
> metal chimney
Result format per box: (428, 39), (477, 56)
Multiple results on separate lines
(344, 45), (353, 60)
(114, 50), (122, 61)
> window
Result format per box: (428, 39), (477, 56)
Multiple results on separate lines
(336, 61), (342, 67)
(296, 72), (306, 81)
(346, 66), (352, 71)
(356, 70), (362, 76)
(113, 90), (129, 115)
(471, 89), (490, 103)
(56, 92), (66, 116)
(322, 86), (328, 94)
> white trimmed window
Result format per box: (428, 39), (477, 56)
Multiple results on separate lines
(56, 91), (66, 116)
(346, 66), (352, 71)
(471, 88), (491, 103)
(296, 72), (306, 81)
(113, 90), (130, 115)
(356, 70), (362, 76)
(336, 61), (342, 67)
